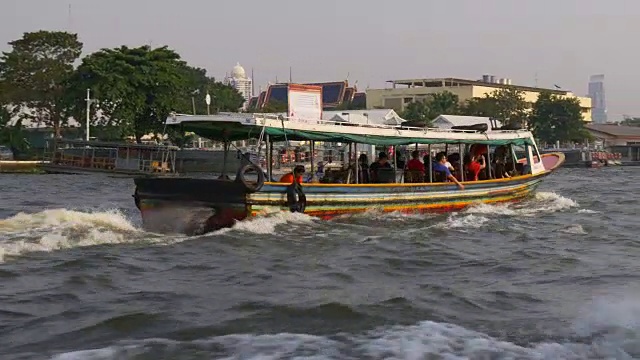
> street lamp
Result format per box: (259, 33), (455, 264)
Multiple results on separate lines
(191, 89), (200, 115)
(205, 92), (211, 115)
(85, 89), (96, 141)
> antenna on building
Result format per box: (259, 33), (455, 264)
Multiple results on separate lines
(276, 75), (278, 84)
(346, 72), (350, 82)
(67, 4), (72, 31)
(289, 66), (292, 83)
(534, 72), (538, 87)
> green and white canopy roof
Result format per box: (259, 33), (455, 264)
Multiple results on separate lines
(165, 112), (535, 146)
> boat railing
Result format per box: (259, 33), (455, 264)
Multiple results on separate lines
(253, 113), (529, 135)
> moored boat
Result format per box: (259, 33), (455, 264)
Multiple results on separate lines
(133, 85), (565, 235)
(41, 139), (179, 177)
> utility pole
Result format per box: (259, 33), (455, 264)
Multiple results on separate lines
(85, 88), (91, 141)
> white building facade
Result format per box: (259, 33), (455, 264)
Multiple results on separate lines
(223, 62), (252, 110)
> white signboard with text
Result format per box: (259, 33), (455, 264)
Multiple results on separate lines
(288, 84), (323, 123)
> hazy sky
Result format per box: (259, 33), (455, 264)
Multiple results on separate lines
(2, 0), (639, 118)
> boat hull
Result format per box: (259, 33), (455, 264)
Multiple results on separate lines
(134, 173), (546, 235)
(134, 153), (564, 235)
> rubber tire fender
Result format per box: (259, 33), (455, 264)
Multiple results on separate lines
(236, 163), (265, 192)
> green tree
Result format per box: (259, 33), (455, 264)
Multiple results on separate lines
(427, 91), (460, 116)
(207, 81), (246, 113)
(458, 97), (498, 118)
(400, 91), (460, 126)
(401, 100), (432, 126)
(529, 91), (591, 144)
(69, 45), (196, 143)
(486, 88), (529, 126)
(178, 67), (244, 115)
(0, 31), (83, 137)
(621, 116), (640, 127)
(0, 83), (28, 155)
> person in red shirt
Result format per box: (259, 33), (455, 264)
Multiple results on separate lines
(470, 144), (488, 158)
(279, 165), (305, 184)
(406, 150), (425, 173)
(464, 153), (486, 181)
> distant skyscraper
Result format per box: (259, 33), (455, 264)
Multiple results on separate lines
(588, 74), (607, 124)
(224, 62), (252, 110)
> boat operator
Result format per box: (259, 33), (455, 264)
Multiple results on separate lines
(279, 165), (305, 183)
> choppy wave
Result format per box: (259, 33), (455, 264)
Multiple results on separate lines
(0, 209), (146, 262)
(46, 315), (640, 360)
(0, 191), (586, 262)
(44, 288), (640, 359)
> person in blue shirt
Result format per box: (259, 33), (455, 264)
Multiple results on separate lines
(433, 152), (464, 190)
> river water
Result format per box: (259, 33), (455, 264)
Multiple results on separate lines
(0, 168), (638, 359)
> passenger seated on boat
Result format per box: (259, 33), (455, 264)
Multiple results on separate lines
(358, 154), (370, 183)
(433, 152), (464, 190)
(405, 150), (425, 183)
(463, 153), (486, 181)
(370, 152), (392, 183)
(491, 146), (510, 178)
(279, 165), (305, 184)
(448, 153), (461, 180)
(513, 163), (524, 176)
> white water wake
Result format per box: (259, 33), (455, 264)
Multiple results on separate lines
(0, 207), (323, 261)
(0, 191), (583, 261)
(0, 209), (147, 262)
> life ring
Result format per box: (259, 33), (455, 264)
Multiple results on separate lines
(286, 182), (306, 213)
(236, 163), (265, 192)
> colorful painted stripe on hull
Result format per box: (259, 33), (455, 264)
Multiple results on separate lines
(248, 176), (543, 217)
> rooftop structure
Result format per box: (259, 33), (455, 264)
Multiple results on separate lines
(367, 75), (593, 122)
(387, 77), (569, 96)
(250, 80), (365, 110)
(586, 124), (640, 147)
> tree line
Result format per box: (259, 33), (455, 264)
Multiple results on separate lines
(0, 30), (592, 152)
(0, 30), (245, 149)
(400, 88), (592, 145)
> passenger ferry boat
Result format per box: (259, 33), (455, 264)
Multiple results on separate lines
(41, 139), (179, 177)
(133, 84), (564, 235)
